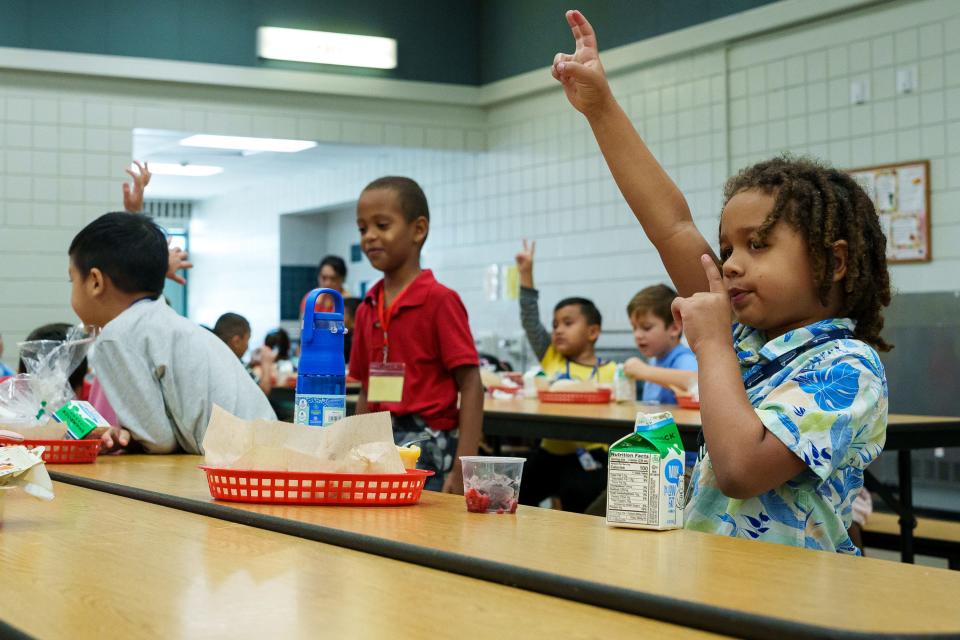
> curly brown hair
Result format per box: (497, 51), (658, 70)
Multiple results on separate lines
(723, 155), (892, 351)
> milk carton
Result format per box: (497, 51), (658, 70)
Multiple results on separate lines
(606, 411), (685, 530)
(52, 400), (110, 440)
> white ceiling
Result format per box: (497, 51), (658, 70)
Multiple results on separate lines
(132, 128), (409, 201)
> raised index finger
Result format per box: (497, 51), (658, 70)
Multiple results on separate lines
(700, 254), (725, 294)
(565, 10), (597, 53)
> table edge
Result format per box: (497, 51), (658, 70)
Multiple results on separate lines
(49, 471), (955, 640)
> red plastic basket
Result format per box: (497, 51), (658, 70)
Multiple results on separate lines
(538, 388), (612, 404)
(676, 396), (701, 410)
(199, 466), (434, 505)
(3, 439), (101, 464)
(488, 385), (522, 395)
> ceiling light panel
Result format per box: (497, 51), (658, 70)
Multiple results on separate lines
(257, 26), (397, 70)
(180, 134), (318, 153)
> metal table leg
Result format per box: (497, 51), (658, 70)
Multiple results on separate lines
(898, 449), (916, 563)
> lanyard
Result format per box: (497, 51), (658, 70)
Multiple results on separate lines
(563, 358), (601, 381)
(377, 283), (414, 363)
(697, 327), (854, 458)
(741, 327), (853, 389)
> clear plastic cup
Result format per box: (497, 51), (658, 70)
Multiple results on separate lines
(460, 456), (525, 514)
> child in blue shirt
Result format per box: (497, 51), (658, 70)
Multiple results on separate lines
(623, 285), (698, 404)
(554, 11), (889, 554)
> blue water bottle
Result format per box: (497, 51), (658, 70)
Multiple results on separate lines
(295, 288), (347, 427)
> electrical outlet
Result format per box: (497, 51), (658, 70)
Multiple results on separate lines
(896, 66), (918, 95)
(850, 78), (870, 105)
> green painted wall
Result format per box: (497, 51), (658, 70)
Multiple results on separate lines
(479, 0), (780, 84)
(0, 0), (483, 85)
(0, 0), (781, 86)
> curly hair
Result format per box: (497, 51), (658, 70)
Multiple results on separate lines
(723, 155), (892, 351)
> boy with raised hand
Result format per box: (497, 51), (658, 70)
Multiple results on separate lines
(350, 177), (483, 494)
(70, 213), (276, 453)
(515, 239), (615, 512)
(553, 11), (891, 556)
(122, 161), (192, 284)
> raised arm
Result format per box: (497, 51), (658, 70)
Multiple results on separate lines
(515, 240), (551, 360)
(119, 161), (193, 284)
(123, 161), (151, 213)
(552, 10), (716, 296)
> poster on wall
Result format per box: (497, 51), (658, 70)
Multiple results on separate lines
(848, 160), (931, 263)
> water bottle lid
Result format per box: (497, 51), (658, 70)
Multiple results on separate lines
(299, 288), (346, 377)
(301, 288), (344, 344)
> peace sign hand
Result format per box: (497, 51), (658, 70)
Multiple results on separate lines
(515, 239), (536, 288)
(515, 239), (536, 274)
(670, 255), (733, 354)
(551, 10), (613, 117)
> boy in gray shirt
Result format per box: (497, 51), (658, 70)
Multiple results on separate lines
(68, 212), (275, 454)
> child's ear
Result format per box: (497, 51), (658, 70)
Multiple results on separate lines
(587, 324), (601, 342)
(413, 216), (429, 245)
(831, 240), (849, 282)
(86, 268), (107, 298)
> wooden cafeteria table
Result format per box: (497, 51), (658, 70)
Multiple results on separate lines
(484, 396), (960, 563)
(0, 482), (714, 640)
(50, 455), (960, 639)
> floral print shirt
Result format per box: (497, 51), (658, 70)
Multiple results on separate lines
(684, 318), (888, 554)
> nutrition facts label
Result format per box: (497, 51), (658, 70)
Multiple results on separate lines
(607, 452), (660, 526)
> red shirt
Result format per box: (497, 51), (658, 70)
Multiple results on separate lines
(349, 270), (478, 430)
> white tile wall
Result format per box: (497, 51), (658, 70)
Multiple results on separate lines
(278, 214), (331, 267)
(0, 72), (485, 368)
(728, 0), (960, 294)
(2, 0), (960, 370)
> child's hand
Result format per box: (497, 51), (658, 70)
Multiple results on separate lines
(258, 346), (276, 366)
(442, 467), (464, 495)
(624, 357), (648, 379)
(167, 245), (193, 285)
(122, 161), (151, 212)
(551, 10), (614, 118)
(670, 255), (733, 354)
(100, 425), (131, 454)
(515, 239), (536, 289)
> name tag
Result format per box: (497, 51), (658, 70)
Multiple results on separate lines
(368, 362), (405, 403)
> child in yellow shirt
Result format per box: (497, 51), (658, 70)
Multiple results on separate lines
(515, 240), (616, 512)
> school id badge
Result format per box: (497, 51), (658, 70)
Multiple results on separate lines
(367, 362), (405, 403)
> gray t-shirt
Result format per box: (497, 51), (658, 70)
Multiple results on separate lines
(90, 298), (276, 454)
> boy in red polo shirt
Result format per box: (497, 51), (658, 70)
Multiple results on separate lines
(349, 176), (483, 494)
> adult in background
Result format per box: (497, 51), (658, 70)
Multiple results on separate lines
(300, 255), (350, 316)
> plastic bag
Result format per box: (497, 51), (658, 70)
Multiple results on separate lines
(0, 325), (97, 426)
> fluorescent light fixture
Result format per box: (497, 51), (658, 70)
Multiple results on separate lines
(257, 26), (397, 69)
(149, 163), (223, 177)
(180, 134), (317, 153)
